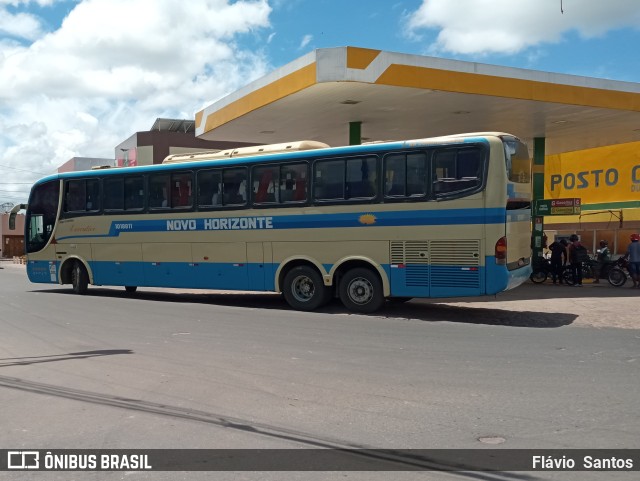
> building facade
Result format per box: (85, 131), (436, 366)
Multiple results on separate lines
(1, 213), (25, 258)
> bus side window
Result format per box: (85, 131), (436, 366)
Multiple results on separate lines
(104, 178), (124, 210)
(171, 173), (192, 208)
(384, 152), (427, 199)
(86, 179), (100, 211)
(406, 153), (427, 196)
(384, 154), (406, 197)
(223, 168), (247, 205)
(314, 159), (344, 200)
(124, 176), (144, 210)
(149, 173), (169, 208)
(252, 165), (279, 204)
(433, 147), (483, 196)
(346, 156), (377, 199)
(197, 170), (222, 207)
(64, 180), (85, 212)
(281, 163), (307, 203)
(456, 149), (481, 188)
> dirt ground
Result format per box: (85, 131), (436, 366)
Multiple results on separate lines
(434, 279), (640, 330)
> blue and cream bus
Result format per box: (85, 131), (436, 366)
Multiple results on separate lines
(15, 132), (531, 313)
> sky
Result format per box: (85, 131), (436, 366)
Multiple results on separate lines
(1, 0), (640, 205)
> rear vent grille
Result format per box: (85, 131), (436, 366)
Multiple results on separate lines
(390, 240), (481, 288)
(430, 240), (480, 266)
(406, 266), (430, 286)
(390, 241), (429, 265)
(390, 242), (405, 265)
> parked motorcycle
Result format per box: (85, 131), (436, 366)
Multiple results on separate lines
(530, 258), (571, 284)
(608, 256), (630, 287)
(563, 255), (623, 285)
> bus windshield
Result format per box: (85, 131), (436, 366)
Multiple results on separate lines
(26, 180), (59, 253)
(503, 137), (531, 184)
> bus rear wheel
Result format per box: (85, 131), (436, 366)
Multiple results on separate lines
(339, 267), (384, 313)
(125, 286), (138, 293)
(283, 266), (331, 311)
(71, 261), (89, 295)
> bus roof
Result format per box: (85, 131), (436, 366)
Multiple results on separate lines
(162, 140), (331, 164)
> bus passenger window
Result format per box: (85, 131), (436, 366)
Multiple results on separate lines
(149, 174), (169, 208)
(346, 156), (377, 199)
(171, 173), (192, 208)
(223, 168), (246, 205)
(314, 160), (344, 200)
(86, 179), (100, 211)
(252, 165), (279, 204)
(63, 178), (101, 213)
(124, 176), (144, 210)
(197, 170), (222, 207)
(64, 180), (85, 212)
(385, 154), (406, 196)
(406, 153), (427, 196)
(384, 152), (426, 199)
(211, 182), (222, 205)
(433, 147), (483, 196)
(281, 163), (307, 202)
(104, 178), (124, 210)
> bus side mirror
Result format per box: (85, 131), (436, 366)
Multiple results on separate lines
(8, 204), (26, 230)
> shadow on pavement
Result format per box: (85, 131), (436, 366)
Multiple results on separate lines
(0, 349), (133, 368)
(32, 284), (580, 329)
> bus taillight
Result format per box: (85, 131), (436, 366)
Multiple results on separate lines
(495, 236), (507, 264)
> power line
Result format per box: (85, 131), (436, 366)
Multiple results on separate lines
(0, 163), (50, 175)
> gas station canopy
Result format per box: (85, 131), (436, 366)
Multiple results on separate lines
(196, 46), (640, 155)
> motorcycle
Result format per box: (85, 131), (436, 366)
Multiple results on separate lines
(530, 258), (571, 284)
(607, 256), (630, 287)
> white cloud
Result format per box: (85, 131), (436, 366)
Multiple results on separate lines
(0, 8), (43, 40)
(299, 33), (312, 50)
(0, 0), (272, 202)
(407, 0), (640, 55)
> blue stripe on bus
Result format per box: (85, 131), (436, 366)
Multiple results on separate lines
(55, 208), (507, 240)
(27, 257), (530, 299)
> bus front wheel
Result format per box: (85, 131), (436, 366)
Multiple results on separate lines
(339, 267), (384, 313)
(125, 286), (138, 293)
(283, 266), (331, 311)
(71, 261), (89, 295)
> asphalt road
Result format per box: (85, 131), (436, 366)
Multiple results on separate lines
(0, 262), (638, 481)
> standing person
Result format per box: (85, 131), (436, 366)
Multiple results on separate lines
(593, 240), (611, 284)
(568, 234), (587, 287)
(548, 238), (568, 284)
(627, 233), (640, 288)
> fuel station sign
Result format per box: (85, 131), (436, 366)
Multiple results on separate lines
(534, 198), (581, 216)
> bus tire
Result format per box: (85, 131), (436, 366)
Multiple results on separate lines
(125, 286), (138, 293)
(339, 267), (384, 313)
(282, 266), (331, 311)
(71, 261), (89, 295)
